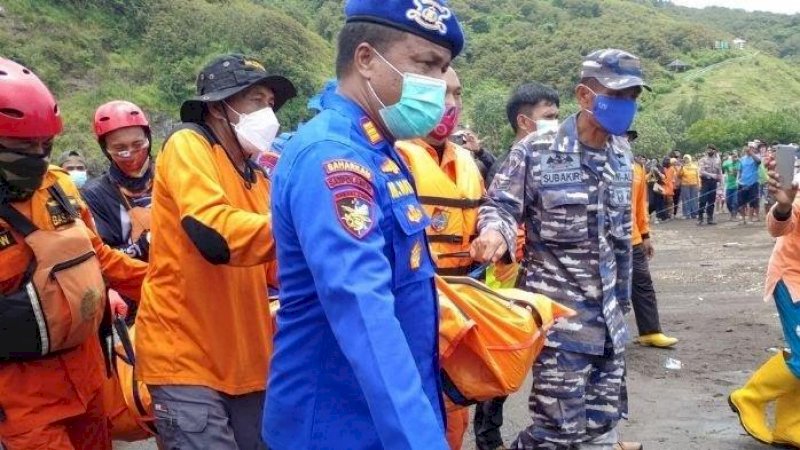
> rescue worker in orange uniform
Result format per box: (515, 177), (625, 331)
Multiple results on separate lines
(630, 145), (678, 349)
(395, 67), (481, 450)
(134, 54), (295, 449)
(0, 57), (148, 450)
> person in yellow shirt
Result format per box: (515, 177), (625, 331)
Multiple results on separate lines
(679, 154), (700, 219)
(629, 139), (678, 348)
(135, 54), (295, 449)
(396, 67), (480, 450)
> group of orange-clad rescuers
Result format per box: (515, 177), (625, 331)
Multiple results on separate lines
(0, 36), (292, 450)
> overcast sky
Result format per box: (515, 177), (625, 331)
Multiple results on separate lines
(671, 0), (800, 14)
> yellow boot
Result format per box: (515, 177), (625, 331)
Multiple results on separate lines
(636, 333), (678, 348)
(729, 354), (800, 445)
(773, 390), (800, 448)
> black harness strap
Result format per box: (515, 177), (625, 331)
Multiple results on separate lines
(0, 204), (37, 237)
(417, 196), (483, 209)
(428, 234), (477, 244)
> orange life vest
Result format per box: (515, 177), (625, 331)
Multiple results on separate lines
(396, 140), (483, 276)
(0, 183), (107, 361)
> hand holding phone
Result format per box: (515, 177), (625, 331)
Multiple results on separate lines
(775, 145), (798, 190)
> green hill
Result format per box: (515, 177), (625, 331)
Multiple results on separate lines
(1, 0), (798, 166)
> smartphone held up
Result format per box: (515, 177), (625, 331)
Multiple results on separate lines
(775, 144), (799, 190)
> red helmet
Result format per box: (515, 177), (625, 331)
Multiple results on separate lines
(0, 58), (63, 138)
(93, 100), (150, 140)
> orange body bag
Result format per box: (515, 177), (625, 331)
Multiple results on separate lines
(437, 276), (575, 405)
(102, 322), (157, 442)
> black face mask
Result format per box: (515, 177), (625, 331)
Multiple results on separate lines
(0, 148), (50, 203)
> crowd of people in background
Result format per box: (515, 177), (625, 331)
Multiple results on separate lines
(642, 140), (797, 226)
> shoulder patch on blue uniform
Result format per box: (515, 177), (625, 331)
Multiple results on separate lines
(334, 190), (376, 239)
(325, 171), (375, 197)
(324, 159), (373, 181)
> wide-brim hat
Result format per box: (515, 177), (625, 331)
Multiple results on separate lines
(180, 54), (297, 123)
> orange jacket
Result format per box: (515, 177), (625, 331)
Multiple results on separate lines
(631, 163), (650, 246)
(0, 167), (147, 437)
(663, 166), (676, 196)
(765, 201), (800, 303)
(135, 128), (276, 395)
(396, 139), (484, 274)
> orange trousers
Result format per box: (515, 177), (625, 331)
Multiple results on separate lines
(446, 399), (470, 450)
(1, 392), (110, 450)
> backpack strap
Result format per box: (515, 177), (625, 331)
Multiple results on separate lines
(0, 203), (38, 237)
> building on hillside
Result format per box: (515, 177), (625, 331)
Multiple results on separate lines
(732, 38), (746, 50)
(714, 40), (730, 50)
(667, 59), (690, 72)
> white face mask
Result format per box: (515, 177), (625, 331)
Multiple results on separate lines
(535, 119), (559, 134)
(225, 103), (280, 157)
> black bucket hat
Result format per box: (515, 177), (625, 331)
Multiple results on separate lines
(180, 54), (297, 123)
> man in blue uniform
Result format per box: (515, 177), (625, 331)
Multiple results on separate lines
(472, 50), (647, 450)
(263, 1), (464, 449)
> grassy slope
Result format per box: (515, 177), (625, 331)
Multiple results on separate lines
(0, 0), (798, 163)
(651, 51), (800, 115)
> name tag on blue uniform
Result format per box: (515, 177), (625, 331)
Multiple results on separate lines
(541, 151), (582, 186)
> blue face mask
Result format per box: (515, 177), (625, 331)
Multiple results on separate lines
(368, 51), (446, 140)
(68, 170), (88, 188)
(583, 85), (637, 136)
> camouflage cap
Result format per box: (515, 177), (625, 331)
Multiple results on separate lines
(580, 49), (651, 91)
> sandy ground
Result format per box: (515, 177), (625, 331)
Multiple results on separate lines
(116, 215), (785, 450)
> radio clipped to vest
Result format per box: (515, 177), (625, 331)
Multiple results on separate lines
(0, 184), (107, 361)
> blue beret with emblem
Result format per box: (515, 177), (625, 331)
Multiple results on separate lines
(345, 0), (465, 58)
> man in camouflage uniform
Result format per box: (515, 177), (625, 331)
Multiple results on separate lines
(471, 49), (648, 450)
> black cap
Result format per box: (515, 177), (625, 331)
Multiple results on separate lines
(180, 54), (297, 123)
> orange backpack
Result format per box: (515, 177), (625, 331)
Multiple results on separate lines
(0, 185), (107, 360)
(437, 276), (575, 405)
(102, 319), (157, 442)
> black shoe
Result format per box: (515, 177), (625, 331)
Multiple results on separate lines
(707, 220), (717, 225)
